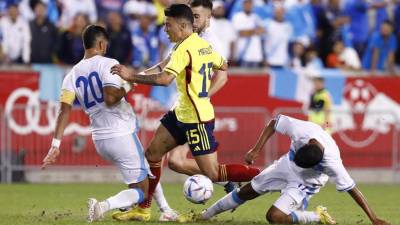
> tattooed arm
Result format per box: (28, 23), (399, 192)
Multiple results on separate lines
(111, 64), (175, 86)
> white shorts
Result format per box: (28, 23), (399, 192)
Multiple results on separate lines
(94, 133), (149, 184)
(251, 155), (319, 215)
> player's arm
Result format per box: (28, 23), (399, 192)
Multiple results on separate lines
(371, 48), (379, 73)
(387, 52), (396, 75)
(103, 82), (132, 107)
(208, 61), (229, 97)
(111, 65), (175, 86)
(42, 89), (75, 169)
(347, 187), (391, 225)
(140, 56), (171, 75)
(245, 118), (277, 164)
(208, 70), (228, 97)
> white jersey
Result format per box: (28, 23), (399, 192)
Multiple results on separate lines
(274, 115), (355, 192)
(61, 55), (137, 140)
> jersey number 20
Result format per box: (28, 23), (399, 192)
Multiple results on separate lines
(75, 72), (104, 109)
(198, 62), (213, 97)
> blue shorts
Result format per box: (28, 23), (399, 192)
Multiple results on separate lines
(160, 111), (218, 156)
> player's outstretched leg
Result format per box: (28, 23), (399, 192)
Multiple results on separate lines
(267, 193), (336, 224)
(113, 124), (178, 221)
(194, 152), (260, 183)
(265, 205), (336, 224)
(178, 183), (259, 222)
(88, 183), (147, 222)
(154, 183), (179, 221)
(168, 145), (240, 193)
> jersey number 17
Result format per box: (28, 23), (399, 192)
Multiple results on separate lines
(198, 62), (213, 98)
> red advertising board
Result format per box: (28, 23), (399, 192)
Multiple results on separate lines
(1, 70), (399, 168)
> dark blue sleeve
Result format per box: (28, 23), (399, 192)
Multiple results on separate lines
(131, 34), (142, 68)
(389, 35), (397, 51)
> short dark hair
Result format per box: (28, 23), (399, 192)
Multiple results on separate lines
(82, 25), (109, 49)
(190, 0), (213, 10)
(293, 144), (323, 168)
(313, 77), (325, 82)
(164, 4), (194, 24)
(382, 19), (393, 27)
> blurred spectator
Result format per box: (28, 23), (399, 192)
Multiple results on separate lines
(131, 3), (159, 69)
(344, 0), (369, 56)
(0, 2), (31, 64)
(264, 5), (292, 68)
(106, 11), (132, 65)
(304, 46), (323, 70)
(326, 40), (361, 71)
(311, 0), (334, 62)
(56, 13), (89, 64)
(228, 0), (273, 20)
(308, 76), (332, 133)
(369, 0), (389, 32)
(362, 20), (397, 74)
(30, 1), (58, 63)
(153, 0), (170, 27)
(158, 26), (172, 60)
(95, 0), (125, 23)
(290, 41), (305, 70)
(394, 1), (400, 65)
(58, 0), (97, 30)
(325, 0), (351, 46)
(0, 1), (7, 16)
(209, 0), (237, 62)
(232, 0), (264, 67)
(18, 0), (35, 21)
(285, 0), (315, 45)
(46, 0), (60, 25)
(123, 0), (140, 31)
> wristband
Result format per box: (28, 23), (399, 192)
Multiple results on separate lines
(122, 81), (132, 93)
(51, 138), (61, 148)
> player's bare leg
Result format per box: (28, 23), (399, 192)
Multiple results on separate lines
(168, 145), (239, 193)
(168, 144), (200, 175)
(194, 152), (259, 183)
(178, 183), (259, 222)
(112, 125), (178, 221)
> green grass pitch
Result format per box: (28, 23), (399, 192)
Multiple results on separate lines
(0, 183), (398, 225)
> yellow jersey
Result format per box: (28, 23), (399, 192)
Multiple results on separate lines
(164, 33), (225, 123)
(309, 88), (332, 126)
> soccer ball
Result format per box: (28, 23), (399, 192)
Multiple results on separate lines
(183, 174), (213, 204)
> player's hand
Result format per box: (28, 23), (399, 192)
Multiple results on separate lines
(111, 64), (132, 81)
(372, 218), (391, 225)
(41, 147), (60, 169)
(245, 148), (259, 165)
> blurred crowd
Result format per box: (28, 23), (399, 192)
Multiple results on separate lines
(0, 0), (399, 74)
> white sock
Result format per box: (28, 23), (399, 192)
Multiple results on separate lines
(153, 183), (171, 212)
(291, 210), (320, 224)
(215, 181), (229, 186)
(202, 190), (245, 220)
(99, 188), (144, 214)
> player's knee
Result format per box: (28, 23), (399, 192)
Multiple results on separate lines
(266, 207), (286, 224)
(167, 157), (183, 172)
